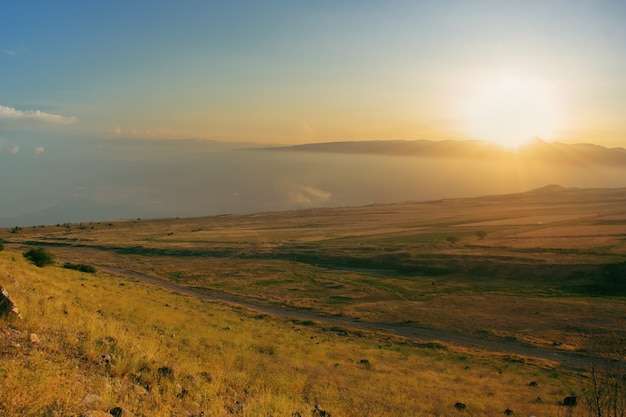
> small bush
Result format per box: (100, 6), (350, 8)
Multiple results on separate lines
(23, 247), (54, 267)
(63, 263), (96, 273)
(0, 240), (4, 251)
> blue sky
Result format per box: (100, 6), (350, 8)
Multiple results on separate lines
(1, 1), (626, 224)
(1, 1), (625, 147)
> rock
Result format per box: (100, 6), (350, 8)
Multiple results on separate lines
(562, 396), (577, 406)
(157, 366), (174, 378)
(132, 384), (148, 397)
(0, 287), (22, 319)
(454, 402), (467, 411)
(81, 394), (103, 408)
(29, 333), (40, 344)
(312, 404), (331, 417)
(98, 354), (116, 366)
(109, 406), (135, 417)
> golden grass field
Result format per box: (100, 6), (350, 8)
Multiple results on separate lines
(1, 185), (625, 416)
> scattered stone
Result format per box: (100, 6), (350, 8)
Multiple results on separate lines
(81, 394), (103, 408)
(29, 333), (41, 344)
(454, 402), (467, 411)
(109, 406), (135, 417)
(158, 366), (174, 378)
(0, 287), (22, 319)
(358, 359), (371, 366)
(175, 384), (189, 398)
(132, 384), (148, 397)
(313, 404), (331, 417)
(562, 396), (577, 407)
(98, 354), (116, 366)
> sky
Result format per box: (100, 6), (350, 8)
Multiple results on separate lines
(1, 1), (626, 225)
(1, 0), (626, 148)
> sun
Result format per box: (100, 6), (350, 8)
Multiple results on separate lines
(461, 74), (560, 149)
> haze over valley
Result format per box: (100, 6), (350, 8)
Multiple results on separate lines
(2, 137), (626, 227)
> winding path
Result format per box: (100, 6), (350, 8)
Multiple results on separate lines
(94, 264), (590, 371)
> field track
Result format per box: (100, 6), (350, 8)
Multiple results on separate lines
(94, 263), (590, 372)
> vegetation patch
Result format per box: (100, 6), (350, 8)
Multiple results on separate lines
(62, 262), (97, 273)
(23, 247), (54, 267)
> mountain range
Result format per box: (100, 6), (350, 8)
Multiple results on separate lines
(267, 138), (626, 166)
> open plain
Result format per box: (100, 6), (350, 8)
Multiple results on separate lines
(1, 185), (625, 416)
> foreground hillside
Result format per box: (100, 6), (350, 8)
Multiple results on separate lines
(4, 185), (626, 352)
(1, 250), (578, 417)
(1, 185), (626, 415)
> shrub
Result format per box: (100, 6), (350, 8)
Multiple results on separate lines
(63, 263), (96, 273)
(23, 247), (54, 267)
(0, 240), (3, 251)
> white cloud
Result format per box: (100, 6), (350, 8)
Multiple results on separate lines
(33, 146), (45, 155)
(10, 145), (19, 155)
(0, 104), (77, 128)
(3, 49), (16, 56)
(290, 185), (332, 205)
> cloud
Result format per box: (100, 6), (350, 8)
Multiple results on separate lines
(290, 185), (332, 205)
(33, 146), (45, 155)
(0, 104), (77, 129)
(3, 49), (16, 56)
(10, 145), (19, 155)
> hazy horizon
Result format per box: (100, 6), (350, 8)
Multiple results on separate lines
(2, 2), (626, 225)
(2, 137), (626, 228)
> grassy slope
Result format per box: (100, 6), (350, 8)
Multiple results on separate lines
(4, 186), (626, 353)
(1, 250), (578, 417)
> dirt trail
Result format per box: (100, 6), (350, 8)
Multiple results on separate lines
(94, 264), (590, 371)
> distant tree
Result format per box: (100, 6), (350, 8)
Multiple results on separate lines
(0, 240), (4, 251)
(476, 231), (488, 240)
(23, 247), (54, 267)
(446, 236), (459, 246)
(10, 226), (21, 234)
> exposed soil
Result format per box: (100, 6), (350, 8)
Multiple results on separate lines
(94, 264), (590, 371)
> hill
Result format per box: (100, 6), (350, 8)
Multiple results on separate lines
(1, 185), (626, 415)
(268, 138), (626, 166)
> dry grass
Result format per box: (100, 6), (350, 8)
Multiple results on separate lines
(1, 186), (625, 415)
(3, 187), (626, 354)
(1, 250), (583, 416)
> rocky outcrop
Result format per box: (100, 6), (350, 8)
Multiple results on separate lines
(0, 287), (22, 319)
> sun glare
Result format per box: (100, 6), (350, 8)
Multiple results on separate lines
(462, 74), (560, 149)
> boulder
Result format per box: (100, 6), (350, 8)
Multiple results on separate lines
(0, 287), (22, 319)
(109, 406), (135, 417)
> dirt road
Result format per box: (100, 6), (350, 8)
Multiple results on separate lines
(94, 264), (590, 371)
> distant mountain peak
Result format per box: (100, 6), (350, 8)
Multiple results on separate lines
(267, 139), (626, 166)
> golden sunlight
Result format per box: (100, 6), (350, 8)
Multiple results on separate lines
(462, 74), (560, 149)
